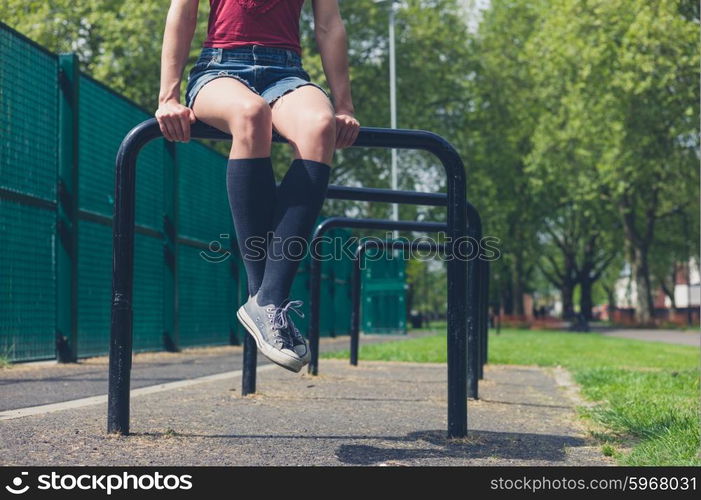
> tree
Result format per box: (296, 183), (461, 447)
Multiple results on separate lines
(524, 0), (699, 323)
(468, 0), (548, 315)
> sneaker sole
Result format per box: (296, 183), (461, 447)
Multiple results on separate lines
(236, 306), (304, 373)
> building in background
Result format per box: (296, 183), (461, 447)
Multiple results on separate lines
(601, 258), (700, 325)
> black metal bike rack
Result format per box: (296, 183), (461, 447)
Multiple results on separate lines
(109, 118), (469, 438)
(303, 211), (485, 399)
(242, 213), (488, 398)
(462, 204), (489, 384)
(307, 217), (447, 374)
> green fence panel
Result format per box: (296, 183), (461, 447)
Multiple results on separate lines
(332, 228), (353, 336)
(0, 25), (58, 361)
(361, 247), (407, 334)
(176, 141), (237, 348)
(177, 243), (235, 347)
(0, 26), (57, 200)
(176, 142), (232, 242)
(77, 220), (112, 357)
(77, 74), (166, 355)
(318, 225), (334, 337)
(289, 259), (311, 334)
(0, 200), (56, 361)
(78, 225), (165, 357)
(319, 272), (335, 337)
(132, 233), (165, 352)
(79, 75), (163, 230)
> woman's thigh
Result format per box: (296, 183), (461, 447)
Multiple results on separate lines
(270, 85), (336, 164)
(191, 77), (270, 134)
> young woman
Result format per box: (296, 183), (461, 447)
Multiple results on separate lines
(155, 0), (360, 373)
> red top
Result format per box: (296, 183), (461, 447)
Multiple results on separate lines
(203, 0), (306, 55)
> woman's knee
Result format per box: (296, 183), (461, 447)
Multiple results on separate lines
(301, 111), (336, 147)
(228, 97), (272, 137)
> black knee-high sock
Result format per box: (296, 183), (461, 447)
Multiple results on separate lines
(257, 158), (331, 306)
(226, 157), (277, 296)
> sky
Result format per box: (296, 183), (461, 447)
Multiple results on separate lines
(460, 0), (491, 32)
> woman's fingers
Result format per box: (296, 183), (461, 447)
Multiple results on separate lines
(335, 116), (345, 147)
(171, 116), (186, 142)
(335, 114), (360, 149)
(155, 101), (196, 142)
(178, 113), (191, 142)
(160, 118), (176, 142)
(342, 121), (357, 147)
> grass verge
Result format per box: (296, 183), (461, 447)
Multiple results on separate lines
(322, 328), (700, 465)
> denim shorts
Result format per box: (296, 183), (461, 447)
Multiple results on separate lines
(184, 44), (331, 109)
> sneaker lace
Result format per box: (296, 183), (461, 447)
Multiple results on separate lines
(267, 300), (305, 332)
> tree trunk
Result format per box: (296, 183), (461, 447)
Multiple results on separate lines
(618, 192), (657, 325)
(580, 278), (593, 321)
(660, 264), (678, 313)
(603, 284), (616, 321)
(631, 247), (653, 324)
(511, 256), (525, 316)
(502, 286), (513, 315)
(561, 281), (575, 320)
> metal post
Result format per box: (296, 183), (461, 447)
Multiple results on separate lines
(466, 251), (479, 398)
(350, 253), (362, 366)
(376, 0), (400, 234)
(477, 257), (486, 380)
(389, 0), (398, 235)
(242, 334), (257, 395)
(465, 204), (483, 398)
(482, 261), (490, 370)
(56, 53), (79, 363)
(309, 253), (322, 375)
(162, 141), (178, 352)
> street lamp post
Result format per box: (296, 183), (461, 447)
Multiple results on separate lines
(375, 0), (399, 237)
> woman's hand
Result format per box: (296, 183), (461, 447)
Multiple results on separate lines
(334, 110), (360, 149)
(155, 99), (197, 142)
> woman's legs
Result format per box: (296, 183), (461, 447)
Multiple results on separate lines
(269, 85), (336, 164)
(255, 85), (336, 306)
(192, 77), (272, 158)
(192, 78), (276, 295)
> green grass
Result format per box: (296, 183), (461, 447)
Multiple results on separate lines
(323, 328), (700, 466)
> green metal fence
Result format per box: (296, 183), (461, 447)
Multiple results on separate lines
(1, 24), (59, 361)
(0, 22), (406, 362)
(0, 22), (244, 362)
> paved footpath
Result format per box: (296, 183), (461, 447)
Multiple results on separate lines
(0, 358), (610, 466)
(591, 327), (700, 347)
(0, 333), (428, 411)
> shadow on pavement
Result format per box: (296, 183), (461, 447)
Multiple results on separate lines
(335, 429), (585, 465)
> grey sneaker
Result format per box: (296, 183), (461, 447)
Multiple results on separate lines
(236, 293), (304, 373)
(278, 299), (311, 365)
